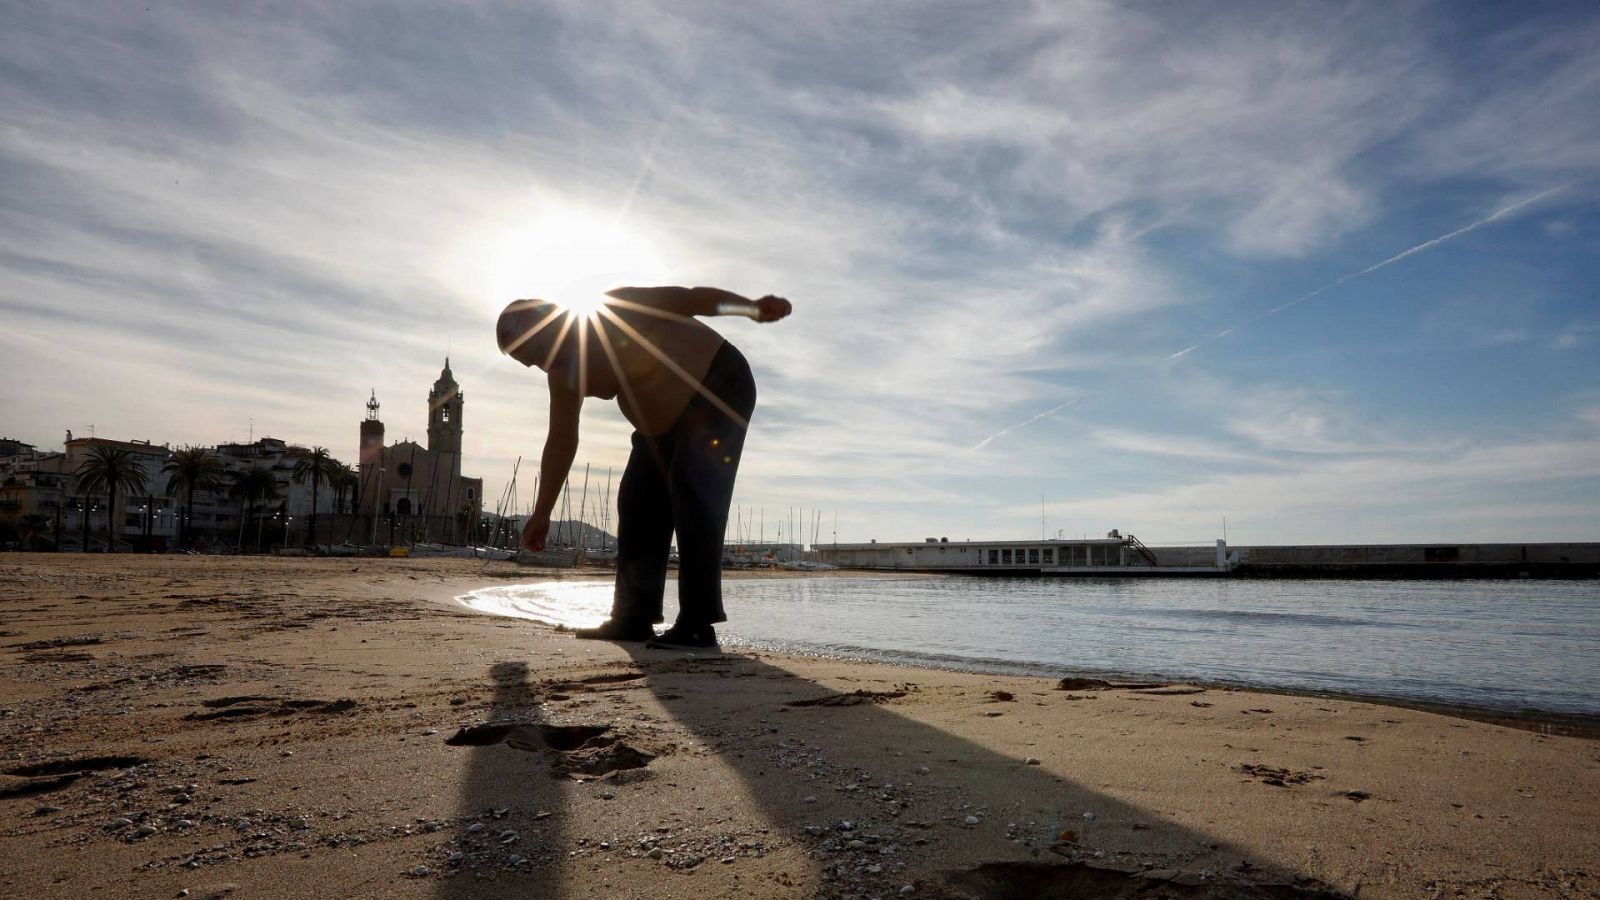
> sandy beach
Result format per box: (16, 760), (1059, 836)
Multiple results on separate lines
(1, 555), (1595, 899)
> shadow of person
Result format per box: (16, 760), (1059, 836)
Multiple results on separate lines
(616, 645), (1342, 898)
(432, 660), (572, 899)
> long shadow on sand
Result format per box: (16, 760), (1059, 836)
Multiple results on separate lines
(617, 645), (1346, 899)
(432, 661), (570, 899)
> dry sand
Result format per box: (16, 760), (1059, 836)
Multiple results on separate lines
(1, 555), (1596, 899)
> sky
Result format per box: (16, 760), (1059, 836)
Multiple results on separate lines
(2, 1), (1598, 546)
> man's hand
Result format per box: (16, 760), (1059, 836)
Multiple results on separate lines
(755, 295), (792, 323)
(521, 513), (551, 552)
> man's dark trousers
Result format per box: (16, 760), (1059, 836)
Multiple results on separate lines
(610, 343), (756, 628)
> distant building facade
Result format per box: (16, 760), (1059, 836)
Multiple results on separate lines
(355, 360), (484, 543)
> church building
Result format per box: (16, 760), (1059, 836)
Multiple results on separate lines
(356, 360), (484, 543)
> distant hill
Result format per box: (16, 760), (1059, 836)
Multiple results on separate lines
(499, 517), (615, 549)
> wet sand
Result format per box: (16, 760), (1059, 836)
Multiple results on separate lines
(1, 555), (1595, 899)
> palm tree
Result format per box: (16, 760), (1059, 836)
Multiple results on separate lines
(75, 444), (150, 552)
(291, 447), (338, 550)
(162, 446), (224, 549)
(229, 466), (278, 553)
(331, 462), (359, 514)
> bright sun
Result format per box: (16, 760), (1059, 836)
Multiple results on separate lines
(483, 207), (669, 318)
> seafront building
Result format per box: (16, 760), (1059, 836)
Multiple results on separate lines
(0, 433), (340, 551)
(0, 359), (483, 550)
(815, 532), (1228, 574)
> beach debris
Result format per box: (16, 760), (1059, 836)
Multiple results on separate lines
(33, 804), (64, 815)
(1054, 678), (1112, 691)
(1191, 701), (1214, 708)
(1023, 757), (1041, 766)
(559, 742), (654, 778)
(1234, 763), (1322, 786)
(1343, 790), (1371, 802)
(988, 690), (1015, 702)
(787, 689), (906, 707)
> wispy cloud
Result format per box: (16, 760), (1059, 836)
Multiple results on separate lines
(1168, 187), (1566, 360)
(2, 2), (1598, 543)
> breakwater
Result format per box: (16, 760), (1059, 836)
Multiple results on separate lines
(1152, 541), (1599, 578)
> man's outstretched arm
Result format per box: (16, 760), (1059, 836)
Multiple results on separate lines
(605, 286), (792, 322)
(521, 380), (582, 552)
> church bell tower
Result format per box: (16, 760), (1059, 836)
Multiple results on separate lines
(427, 358), (463, 480)
(359, 390), (384, 467)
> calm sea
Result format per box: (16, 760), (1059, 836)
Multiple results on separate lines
(456, 576), (1600, 716)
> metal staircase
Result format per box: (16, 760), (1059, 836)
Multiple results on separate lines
(1125, 533), (1159, 566)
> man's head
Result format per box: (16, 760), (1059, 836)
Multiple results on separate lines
(496, 299), (566, 369)
(496, 299), (621, 399)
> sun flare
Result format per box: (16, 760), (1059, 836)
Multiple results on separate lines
(483, 207), (669, 318)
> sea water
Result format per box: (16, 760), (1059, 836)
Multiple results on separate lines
(456, 576), (1600, 715)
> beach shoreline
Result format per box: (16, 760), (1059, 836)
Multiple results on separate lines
(2, 554), (1596, 898)
(455, 567), (1600, 737)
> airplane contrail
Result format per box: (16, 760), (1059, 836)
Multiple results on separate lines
(966, 400), (1079, 453)
(1168, 186), (1566, 360)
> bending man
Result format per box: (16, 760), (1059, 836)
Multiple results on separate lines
(496, 286), (792, 650)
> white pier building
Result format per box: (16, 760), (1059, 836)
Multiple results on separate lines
(815, 531), (1230, 575)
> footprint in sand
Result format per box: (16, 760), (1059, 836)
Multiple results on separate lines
(443, 721), (656, 777)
